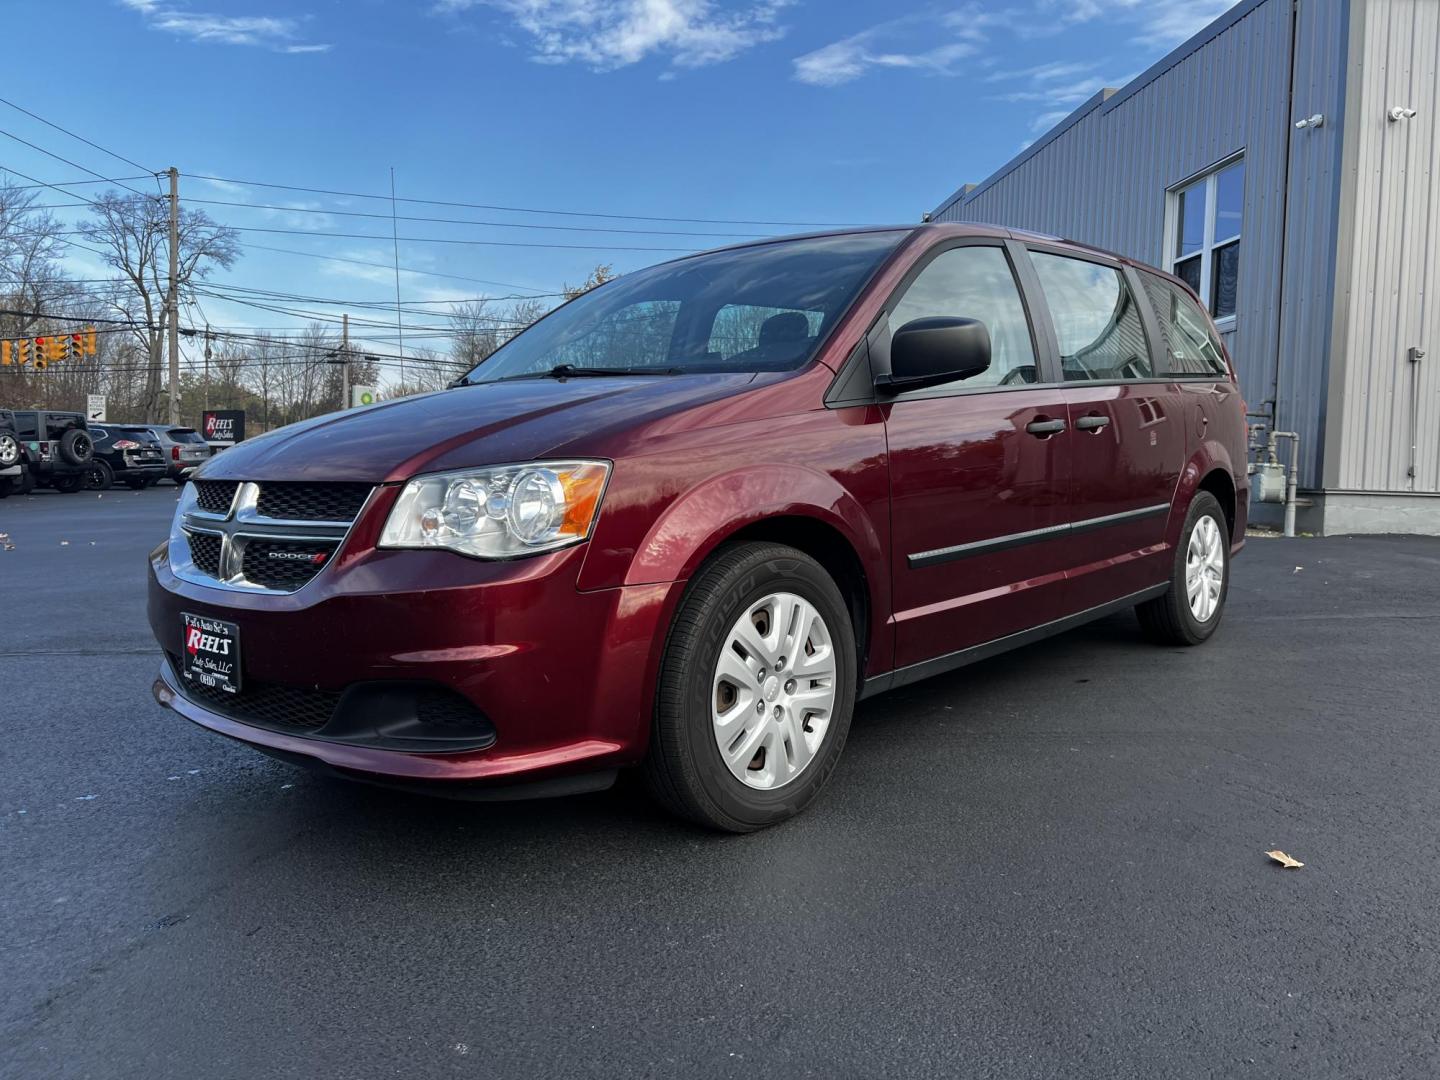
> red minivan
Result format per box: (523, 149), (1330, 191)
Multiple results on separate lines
(149, 224), (1248, 831)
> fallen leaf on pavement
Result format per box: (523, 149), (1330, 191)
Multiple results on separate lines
(1266, 849), (1304, 869)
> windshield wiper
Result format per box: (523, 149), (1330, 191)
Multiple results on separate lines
(495, 364), (683, 382)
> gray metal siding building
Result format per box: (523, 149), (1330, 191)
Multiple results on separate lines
(933, 0), (1440, 534)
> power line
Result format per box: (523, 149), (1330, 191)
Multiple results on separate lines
(224, 224), (694, 253)
(0, 127), (154, 199)
(188, 172), (870, 229)
(179, 196), (770, 239)
(3, 174), (153, 191)
(236, 242), (554, 292)
(0, 96), (157, 176)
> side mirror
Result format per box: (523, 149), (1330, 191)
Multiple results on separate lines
(877, 317), (991, 394)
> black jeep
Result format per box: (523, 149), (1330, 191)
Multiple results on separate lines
(0, 408), (29, 498)
(10, 410), (94, 493)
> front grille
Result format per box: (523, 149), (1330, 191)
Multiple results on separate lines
(194, 480), (239, 514)
(168, 653), (339, 733)
(186, 531), (223, 576)
(240, 539), (337, 592)
(257, 482), (372, 522)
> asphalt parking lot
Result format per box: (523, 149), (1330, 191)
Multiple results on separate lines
(3, 485), (1439, 1079)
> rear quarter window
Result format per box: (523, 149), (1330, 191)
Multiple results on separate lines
(1138, 272), (1230, 378)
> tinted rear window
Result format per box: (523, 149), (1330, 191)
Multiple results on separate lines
(470, 231), (909, 382)
(169, 428), (207, 443)
(1138, 272), (1230, 377)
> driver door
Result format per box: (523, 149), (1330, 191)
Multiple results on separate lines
(882, 240), (1072, 673)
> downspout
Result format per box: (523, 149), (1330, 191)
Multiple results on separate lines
(1269, 0), (1302, 433)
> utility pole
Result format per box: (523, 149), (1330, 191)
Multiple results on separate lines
(166, 166), (180, 426)
(203, 323), (212, 413)
(341, 313), (351, 410)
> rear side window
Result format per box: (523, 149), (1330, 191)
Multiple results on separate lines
(1139, 273), (1230, 377)
(45, 415), (83, 439)
(14, 412), (38, 439)
(887, 246), (1037, 387)
(1028, 252), (1154, 381)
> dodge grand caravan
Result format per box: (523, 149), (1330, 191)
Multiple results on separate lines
(149, 224), (1247, 831)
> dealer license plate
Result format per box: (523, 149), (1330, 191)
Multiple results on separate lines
(181, 612), (241, 695)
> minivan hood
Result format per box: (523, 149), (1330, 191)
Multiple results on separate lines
(198, 374), (758, 483)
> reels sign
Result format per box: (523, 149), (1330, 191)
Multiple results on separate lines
(202, 410), (246, 446)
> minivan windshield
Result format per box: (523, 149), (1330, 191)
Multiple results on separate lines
(466, 231), (909, 383)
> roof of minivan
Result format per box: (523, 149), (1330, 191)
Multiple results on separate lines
(647, 222), (1198, 300)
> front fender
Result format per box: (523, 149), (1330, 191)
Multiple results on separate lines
(617, 464), (884, 588)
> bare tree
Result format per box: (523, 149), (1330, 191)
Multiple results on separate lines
(0, 178), (71, 339)
(79, 191), (239, 421)
(562, 263), (616, 300)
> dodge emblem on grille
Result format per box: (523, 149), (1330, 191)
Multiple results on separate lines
(267, 550), (329, 564)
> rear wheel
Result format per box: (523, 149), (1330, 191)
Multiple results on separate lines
(126, 477), (148, 490)
(643, 542), (856, 832)
(83, 460), (113, 491)
(0, 432), (20, 470)
(51, 474), (84, 494)
(1137, 491), (1230, 646)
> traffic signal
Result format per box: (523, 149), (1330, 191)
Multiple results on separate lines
(31, 338), (46, 371)
(85, 328), (97, 356)
(44, 335), (67, 364)
(68, 333), (84, 360)
(1, 341), (10, 366)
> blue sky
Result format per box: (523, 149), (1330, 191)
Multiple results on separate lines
(2, 0), (1238, 366)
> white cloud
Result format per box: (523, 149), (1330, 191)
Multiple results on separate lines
(792, 9), (996, 87)
(797, 0), (1240, 88)
(437, 0), (791, 71)
(1042, 0), (1238, 47)
(118, 0), (332, 53)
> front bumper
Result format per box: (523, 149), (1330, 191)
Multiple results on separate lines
(148, 538), (682, 788)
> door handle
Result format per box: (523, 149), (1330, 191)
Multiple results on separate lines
(1025, 418), (1067, 437)
(1074, 414), (1111, 431)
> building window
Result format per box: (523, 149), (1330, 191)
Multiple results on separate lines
(1170, 157), (1243, 322)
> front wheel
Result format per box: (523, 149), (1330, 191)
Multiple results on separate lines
(643, 542), (857, 832)
(83, 460), (113, 491)
(1137, 491), (1230, 646)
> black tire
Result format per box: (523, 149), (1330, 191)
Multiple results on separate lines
(642, 542), (857, 832)
(51, 473), (84, 494)
(126, 477), (148, 491)
(83, 460), (114, 491)
(17, 466), (35, 495)
(0, 432), (20, 470)
(0, 479), (10, 499)
(58, 428), (93, 466)
(1137, 491), (1230, 646)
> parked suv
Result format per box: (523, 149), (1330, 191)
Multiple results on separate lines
(138, 425), (211, 484)
(11, 410), (93, 493)
(0, 408), (28, 498)
(149, 224), (1248, 830)
(85, 423), (168, 490)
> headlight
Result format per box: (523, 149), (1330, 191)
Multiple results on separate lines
(378, 461), (610, 559)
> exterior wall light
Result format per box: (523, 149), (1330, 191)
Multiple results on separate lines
(1388, 106), (1418, 122)
(1294, 113), (1325, 130)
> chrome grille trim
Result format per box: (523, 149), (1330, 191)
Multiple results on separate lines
(169, 480), (374, 595)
